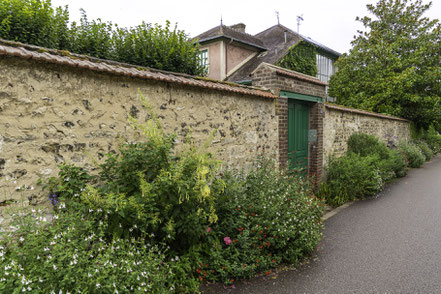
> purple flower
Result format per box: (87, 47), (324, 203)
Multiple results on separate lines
(49, 193), (59, 206)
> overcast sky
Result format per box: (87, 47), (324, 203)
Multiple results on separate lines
(51, 0), (441, 54)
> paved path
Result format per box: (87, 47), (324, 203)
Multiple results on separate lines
(203, 155), (441, 293)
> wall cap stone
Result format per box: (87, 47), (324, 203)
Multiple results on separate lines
(325, 103), (409, 122)
(0, 39), (276, 100)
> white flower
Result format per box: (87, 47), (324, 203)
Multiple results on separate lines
(53, 264), (57, 270)
(19, 237), (24, 242)
(96, 284), (101, 289)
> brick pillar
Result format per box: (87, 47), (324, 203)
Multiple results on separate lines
(277, 97), (288, 168)
(309, 102), (324, 180)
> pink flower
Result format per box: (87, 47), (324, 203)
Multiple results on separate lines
(206, 227), (211, 233)
(224, 237), (232, 245)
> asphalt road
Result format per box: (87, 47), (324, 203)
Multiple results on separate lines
(203, 155), (441, 293)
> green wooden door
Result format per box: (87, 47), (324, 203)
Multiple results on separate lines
(288, 100), (309, 173)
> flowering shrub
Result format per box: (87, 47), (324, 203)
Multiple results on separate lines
(399, 142), (425, 168)
(415, 140), (433, 161)
(0, 202), (199, 293)
(197, 159), (324, 284)
(321, 153), (383, 206)
(13, 93), (327, 289)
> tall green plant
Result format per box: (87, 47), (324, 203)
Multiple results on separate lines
(329, 0), (441, 129)
(76, 93), (222, 253)
(0, 0), (205, 75)
(0, 0), (70, 48)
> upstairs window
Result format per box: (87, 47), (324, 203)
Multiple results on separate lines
(199, 49), (209, 73)
(316, 54), (336, 84)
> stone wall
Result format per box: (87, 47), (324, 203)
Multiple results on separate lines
(0, 55), (278, 203)
(323, 104), (411, 166)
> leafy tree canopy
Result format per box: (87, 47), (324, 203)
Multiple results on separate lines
(0, 0), (205, 75)
(329, 0), (441, 129)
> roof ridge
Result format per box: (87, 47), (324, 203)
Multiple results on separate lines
(222, 25), (262, 41)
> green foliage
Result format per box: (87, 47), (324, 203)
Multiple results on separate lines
(197, 159), (324, 284)
(75, 95), (222, 254)
(415, 140), (433, 161)
(0, 0), (205, 75)
(112, 21), (204, 75)
(347, 132), (407, 180)
(68, 9), (114, 59)
(44, 163), (93, 200)
(30, 92), (326, 288)
(329, 0), (441, 129)
(277, 41), (317, 76)
(422, 125), (441, 154)
(322, 153), (383, 206)
(0, 203), (199, 293)
(399, 141), (425, 168)
(347, 133), (390, 159)
(380, 149), (408, 178)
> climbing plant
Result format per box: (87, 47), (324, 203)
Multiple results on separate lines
(276, 41), (317, 76)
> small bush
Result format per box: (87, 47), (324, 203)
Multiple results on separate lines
(347, 132), (409, 181)
(0, 203), (199, 293)
(322, 153), (383, 206)
(415, 140), (433, 161)
(380, 149), (408, 178)
(399, 142), (425, 168)
(198, 159), (324, 284)
(347, 133), (390, 160)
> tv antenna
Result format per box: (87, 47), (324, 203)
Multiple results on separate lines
(276, 11), (280, 25)
(297, 14), (304, 33)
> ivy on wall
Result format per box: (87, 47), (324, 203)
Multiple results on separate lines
(276, 41), (317, 77)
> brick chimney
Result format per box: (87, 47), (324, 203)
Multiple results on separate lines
(229, 23), (246, 33)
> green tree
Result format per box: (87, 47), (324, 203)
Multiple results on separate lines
(329, 0), (441, 129)
(0, 0), (205, 76)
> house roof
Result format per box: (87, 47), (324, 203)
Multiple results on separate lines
(0, 39), (276, 100)
(194, 25), (266, 50)
(226, 24), (341, 82)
